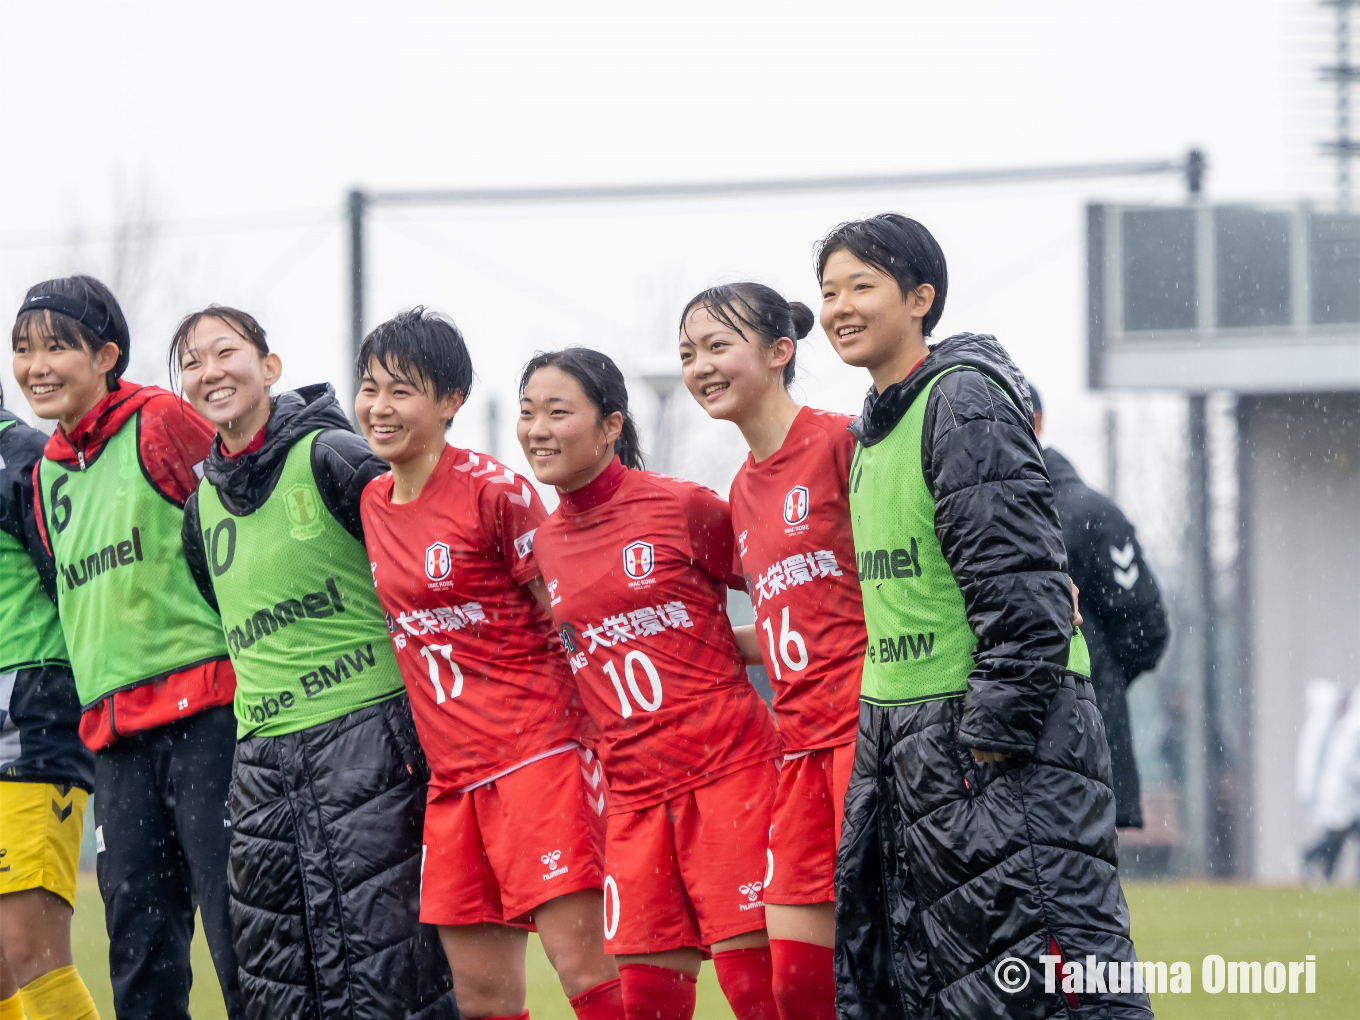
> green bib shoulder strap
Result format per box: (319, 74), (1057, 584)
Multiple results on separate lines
(0, 420), (67, 673)
(38, 420), (226, 706)
(196, 430), (403, 738)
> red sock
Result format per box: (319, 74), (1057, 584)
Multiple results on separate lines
(769, 940), (835, 1020)
(712, 947), (779, 1020)
(569, 977), (624, 1020)
(618, 964), (696, 1020)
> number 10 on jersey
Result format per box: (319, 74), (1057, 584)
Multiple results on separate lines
(602, 650), (663, 718)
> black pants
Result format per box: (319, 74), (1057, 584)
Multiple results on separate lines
(228, 696), (456, 1020)
(93, 704), (244, 1020)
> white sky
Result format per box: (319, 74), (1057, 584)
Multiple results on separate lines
(0, 0), (1334, 531)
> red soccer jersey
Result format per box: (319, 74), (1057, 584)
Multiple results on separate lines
(361, 444), (585, 794)
(729, 406), (865, 753)
(532, 462), (781, 814)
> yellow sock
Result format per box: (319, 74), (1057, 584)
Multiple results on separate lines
(0, 990), (23, 1020)
(19, 966), (98, 1020)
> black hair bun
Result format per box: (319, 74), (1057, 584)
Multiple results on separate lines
(788, 301), (815, 341)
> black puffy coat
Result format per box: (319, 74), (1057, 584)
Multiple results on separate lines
(1044, 449), (1169, 828)
(230, 697), (457, 1020)
(835, 335), (1149, 1019)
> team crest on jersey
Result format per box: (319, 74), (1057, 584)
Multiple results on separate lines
(425, 541), (452, 582)
(284, 483), (326, 541)
(784, 485), (810, 525)
(622, 540), (655, 580)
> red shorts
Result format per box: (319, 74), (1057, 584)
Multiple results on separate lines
(420, 745), (607, 927)
(603, 760), (777, 955)
(765, 743), (855, 905)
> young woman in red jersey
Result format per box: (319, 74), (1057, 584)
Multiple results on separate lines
(678, 284), (865, 1020)
(518, 349), (783, 1020)
(356, 310), (621, 1020)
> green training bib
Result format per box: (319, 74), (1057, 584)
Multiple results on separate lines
(848, 367), (1088, 707)
(195, 430), (403, 738)
(0, 420), (67, 673)
(38, 420), (226, 706)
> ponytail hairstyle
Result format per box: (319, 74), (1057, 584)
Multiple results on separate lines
(679, 282), (814, 388)
(167, 305), (270, 390)
(518, 347), (645, 470)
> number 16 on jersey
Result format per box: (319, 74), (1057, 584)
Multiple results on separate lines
(760, 607), (808, 680)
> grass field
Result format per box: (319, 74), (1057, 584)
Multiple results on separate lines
(68, 877), (1358, 1019)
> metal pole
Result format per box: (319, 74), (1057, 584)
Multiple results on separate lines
(1185, 149), (1206, 197)
(1104, 404), (1119, 501)
(366, 157), (1192, 208)
(348, 189), (366, 392)
(1340, 2), (1351, 202)
(1182, 394), (1212, 875)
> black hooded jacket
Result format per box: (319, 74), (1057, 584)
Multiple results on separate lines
(836, 334), (1148, 1019)
(182, 384), (387, 609)
(851, 332), (1073, 756)
(1044, 446), (1169, 827)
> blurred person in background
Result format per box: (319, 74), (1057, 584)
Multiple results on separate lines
(1029, 383), (1169, 828)
(1300, 681), (1360, 882)
(0, 384), (99, 1020)
(11, 276), (242, 1020)
(678, 283), (865, 1020)
(172, 307), (456, 1020)
(820, 214), (1148, 1020)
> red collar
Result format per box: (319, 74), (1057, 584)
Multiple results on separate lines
(558, 456), (627, 514)
(221, 426), (266, 461)
(44, 380), (156, 467)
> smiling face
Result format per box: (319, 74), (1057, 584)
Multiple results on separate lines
(819, 248), (934, 387)
(11, 312), (120, 430)
(178, 316), (281, 444)
(679, 305), (791, 425)
(517, 365), (621, 491)
(355, 357), (462, 466)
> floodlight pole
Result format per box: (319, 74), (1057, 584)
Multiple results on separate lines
(1322, 1), (1360, 203)
(344, 150), (1205, 382)
(348, 189), (366, 382)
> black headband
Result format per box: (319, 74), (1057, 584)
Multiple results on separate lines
(20, 291), (118, 346)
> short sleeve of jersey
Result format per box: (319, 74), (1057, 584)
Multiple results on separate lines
(475, 468), (549, 587)
(682, 485), (742, 590)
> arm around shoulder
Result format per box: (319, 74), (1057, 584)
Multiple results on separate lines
(311, 428), (390, 543)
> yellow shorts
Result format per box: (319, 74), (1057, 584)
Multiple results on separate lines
(0, 780), (87, 907)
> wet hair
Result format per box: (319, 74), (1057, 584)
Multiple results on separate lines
(679, 282), (815, 388)
(12, 275), (130, 391)
(167, 305), (270, 389)
(1027, 381), (1042, 415)
(359, 307), (474, 422)
(518, 348), (644, 470)
(815, 213), (949, 337)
